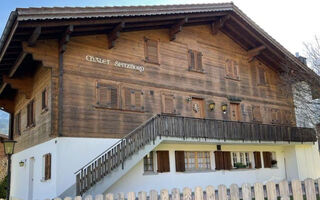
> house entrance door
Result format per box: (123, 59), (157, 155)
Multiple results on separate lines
(192, 98), (204, 118)
(28, 157), (35, 200)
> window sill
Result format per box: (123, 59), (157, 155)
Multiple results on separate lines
(182, 169), (215, 174)
(144, 59), (160, 65)
(94, 105), (145, 113)
(230, 168), (255, 171)
(40, 178), (51, 182)
(41, 107), (49, 114)
(188, 69), (206, 74)
(26, 124), (36, 130)
(143, 171), (158, 176)
(225, 76), (240, 81)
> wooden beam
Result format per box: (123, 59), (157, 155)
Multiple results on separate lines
(8, 51), (27, 77)
(169, 17), (188, 41)
(28, 26), (41, 46)
(107, 22), (125, 49)
(211, 15), (230, 35)
(2, 75), (33, 99)
(0, 99), (14, 113)
(0, 20), (18, 63)
(59, 25), (74, 53)
(247, 45), (266, 62)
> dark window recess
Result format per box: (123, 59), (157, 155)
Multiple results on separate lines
(175, 151), (185, 172)
(145, 38), (159, 64)
(143, 152), (154, 172)
(44, 153), (51, 180)
(263, 152), (272, 168)
(253, 151), (262, 169)
(97, 83), (119, 109)
(252, 106), (262, 122)
(42, 89), (48, 110)
(123, 88), (144, 111)
(14, 112), (21, 135)
(27, 100), (35, 127)
(258, 67), (267, 85)
(188, 50), (203, 72)
(162, 94), (176, 114)
(157, 151), (170, 173)
(214, 151), (232, 170)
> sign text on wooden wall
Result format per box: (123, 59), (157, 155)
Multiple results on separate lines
(85, 55), (144, 72)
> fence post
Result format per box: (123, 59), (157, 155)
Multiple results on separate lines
(84, 195), (92, 200)
(172, 188), (180, 200)
(64, 197), (72, 200)
(305, 178), (316, 200)
(128, 192), (135, 200)
(230, 184), (239, 200)
(117, 192), (125, 200)
(242, 183), (251, 200)
(160, 189), (169, 200)
(105, 193), (114, 200)
(218, 185), (228, 200)
(206, 186), (215, 200)
(254, 182), (264, 200)
(266, 181), (277, 200)
(194, 186), (203, 200)
(279, 180), (290, 199)
(139, 191), (147, 200)
(95, 194), (103, 200)
(74, 196), (82, 200)
(183, 187), (192, 200)
(292, 180), (303, 200)
(150, 190), (158, 200)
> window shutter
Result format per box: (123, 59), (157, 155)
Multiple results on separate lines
(253, 152), (262, 169)
(233, 61), (239, 79)
(145, 39), (159, 64)
(252, 106), (262, 122)
(97, 83), (119, 109)
(157, 151), (170, 173)
(263, 152), (272, 168)
(123, 88), (144, 111)
(162, 94), (175, 114)
(214, 151), (223, 170)
(223, 152), (232, 170)
(98, 85), (110, 106)
(196, 52), (203, 71)
(45, 154), (51, 180)
(124, 88), (132, 110)
(271, 109), (277, 123)
(15, 113), (21, 135)
(188, 50), (195, 70)
(258, 68), (266, 85)
(175, 151), (185, 172)
(110, 87), (118, 108)
(225, 59), (233, 77)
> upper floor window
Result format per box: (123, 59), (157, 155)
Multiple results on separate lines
(225, 59), (239, 80)
(144, 38), (159, 64)
(143, 152), (154, 172)
(161, 93), (176, 114)
(257, 67), (267, 85)
(122, 87), (144, 112)
(43, 153), (51, 180)
(27, 100), (35, 127)
(14, 112), (21, 135)
(42, 88), (48, 111)
(188, 50), (203, 72)
(96, 82), (119, 109)
(271, 108), (281, 124)
(252, 105), (262, 122)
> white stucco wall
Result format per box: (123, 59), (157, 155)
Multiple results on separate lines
(107, 143), (290, 194)
(10, 137), (119, 200)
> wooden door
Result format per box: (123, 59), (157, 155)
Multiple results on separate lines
(192, 98), (204, 118)
(230, 103), (241, 121)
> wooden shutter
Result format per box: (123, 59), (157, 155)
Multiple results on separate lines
(188, 50), (195, 70)
(196, 52), (203, 71)
(97, 83), (118, 109)
(253, 152), (262, 169)
(15, 112), (21, 135)
(45, 154), (51, 180)
(263, 152), (272, 168)
(258, 67), (266, 85)
(223, 152), (232, 170)
(175, 151), (185, 172)
(162, 94), (175, 114)
(123, 88), (144, 111)
(157, 151), (170, 173)
(271, 108), (279, 124)
(232, 61), (239, 79)
(145, 38), (159, 64)
(27, 100), (35, 127)
(252, 106), (262, 122)
(214, 151), (223, 170)
(225, 59), (233, 77)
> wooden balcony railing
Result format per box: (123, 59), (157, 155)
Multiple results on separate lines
(75, 114), (317, 195)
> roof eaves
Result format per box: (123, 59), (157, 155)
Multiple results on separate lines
(0, 11), (17, 62)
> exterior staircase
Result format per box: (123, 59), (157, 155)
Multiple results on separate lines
(75, 114), (316, 196)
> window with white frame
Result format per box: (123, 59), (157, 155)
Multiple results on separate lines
(231, 152), (251, 169)
(184, 151), (210, 171)
(143, 152), (154, 172)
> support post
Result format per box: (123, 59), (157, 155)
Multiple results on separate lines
(169, 17), (188, 41)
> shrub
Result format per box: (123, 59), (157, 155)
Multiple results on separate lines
(0, 175), (7, 199)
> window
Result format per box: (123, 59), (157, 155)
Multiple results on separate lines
(175, 151), (185, 172)
(14, 112), (21, 135)
(143, 152), (154, 172)
(214, 151), (232, 170)
(161, 94), (176, 114)
(157, 151), (170, 173)
(282, 110), (292, 125)
(225, 59), (239, 80)
(27, 100), (35, 127)
(184, 151), (210, 171)
(43, 153), (51, 180)
(96, 82), (119, 109)
(231, 152), (251, 169)
(253, 152), (262, 169)
(145, 38), (159, 64)
(252, 105), (262, 122)
(257, 67), (267, 85)
(123, 87), (144, 111)
(263, 152), (276, 168)
(41, 89), (48, 111)
(188, 50), (203, 72)
(271, 108), (281, 124)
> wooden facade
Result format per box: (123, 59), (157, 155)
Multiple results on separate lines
(0, 4), (317, 153)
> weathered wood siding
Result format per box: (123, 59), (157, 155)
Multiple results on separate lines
(61, 25), (295, 138)
(13, 66), (52, 152)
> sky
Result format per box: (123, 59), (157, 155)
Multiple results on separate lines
(0, 0), (320, 56)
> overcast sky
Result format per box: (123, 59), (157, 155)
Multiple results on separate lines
(0, 0), (319, 57)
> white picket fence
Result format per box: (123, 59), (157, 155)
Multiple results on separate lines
(2, 178), (320, 200)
